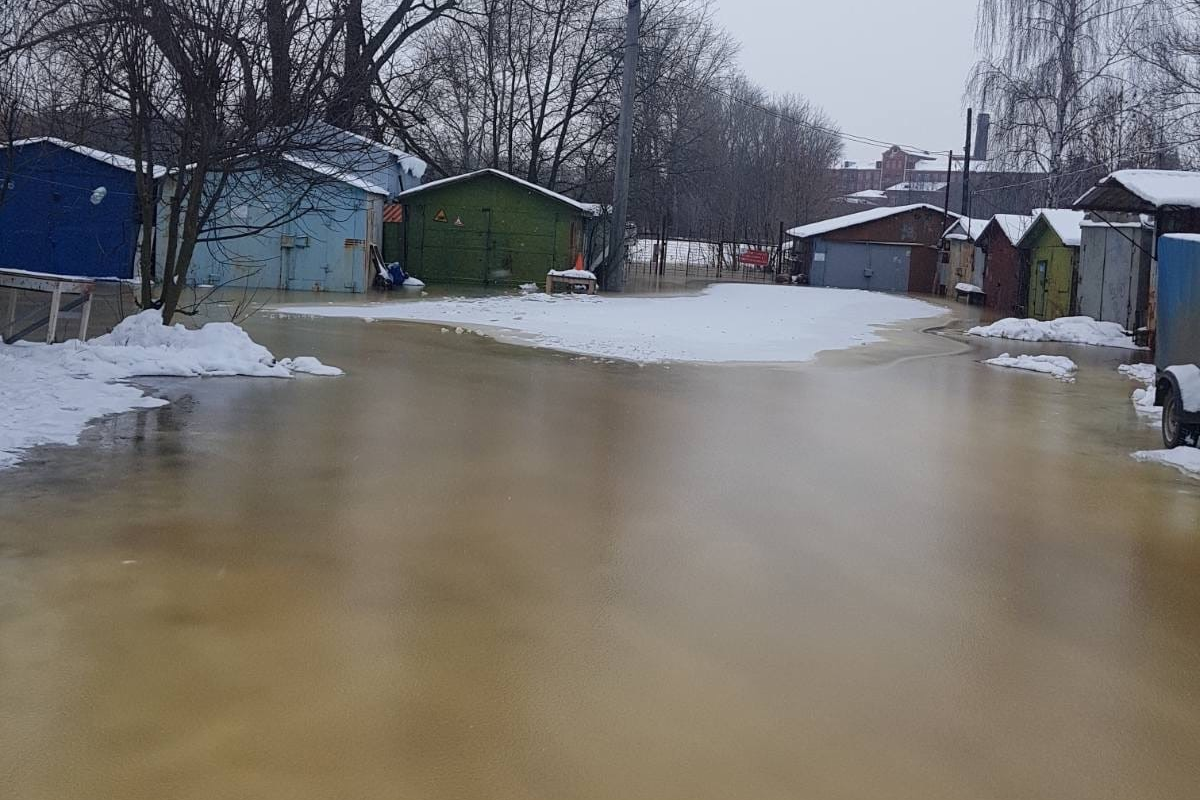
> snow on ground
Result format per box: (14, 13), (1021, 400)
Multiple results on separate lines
(1133, 448), (1200, 479)
(1119, 362), (1161, 425)
(277, 284), (947, 364)
(968, 316), (1143, 349)
(0, 310), (341, 470)
(984, 353), (1078, 381)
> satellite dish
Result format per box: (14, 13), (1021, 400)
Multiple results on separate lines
(90, 186), (107, 205)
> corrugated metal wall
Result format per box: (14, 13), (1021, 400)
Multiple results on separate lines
(0, 141), (140, 279)
(1078, 225), (1153, 331)
(810, 240), (911, 292)
(1155, 235), (1200, 370)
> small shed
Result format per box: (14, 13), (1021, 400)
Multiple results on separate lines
(161, 155), (388, 293)
(1077, 214), (1154, 332)
(787, 204), (955, 293)
(394, 169), (606, 286)
(1017, 209), (1085, 320)
(976, 214), (1034, 315)
(0, 137), (162, 279)
(941, 216), (988, 296)
(161, 130), (423, 293)
(1075, 169), (1200, 343)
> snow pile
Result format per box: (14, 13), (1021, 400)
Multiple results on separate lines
(519, 283), (540, 294)
(402, 277), (425, 288)
(1119, 362), (1161, 424)
(1167, 364), (1200, 412)
(278, 283), (947, 364)
(278, 356), (344, 376)
(984, 353), (1078, 381)
(968, 316), (1142, 350)
(955, 283), (984, 293)
(548, 269), (597, 280)
(0, 310), (341, 469)
(1133, 448), (1200, 479)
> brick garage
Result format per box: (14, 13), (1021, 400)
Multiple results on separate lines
(788, 204), (953, 293)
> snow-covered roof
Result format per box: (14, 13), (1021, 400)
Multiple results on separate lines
(1079, 213), (1153, 230)
(1020, 209), (1086, 248)
(7, 137), (167, 179)
(396, 169), (603, 216)
(943, 216), (989, 241)
(983, 213), (1035, 246)
(787, 204), (956, 239)
(1076, 169), (1200, 212)
(334, 128), (427, 179)
(887, 181), (948, 192)
(283, 154), (389, 195)
(846, 189), (887, 199)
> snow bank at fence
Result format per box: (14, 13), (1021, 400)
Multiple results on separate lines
(0, 311), (341, 469)
(984, 353), (1077, 381)
(968, 316), (1143, 349)
(278, 284), (947, 364)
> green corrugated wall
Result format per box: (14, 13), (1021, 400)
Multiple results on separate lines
(401, 172), (586, 286)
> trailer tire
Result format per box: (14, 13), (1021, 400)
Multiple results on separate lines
(1162, 386), (1197, 449)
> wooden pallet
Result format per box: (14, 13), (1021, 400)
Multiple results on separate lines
(1, 268), (96, 343)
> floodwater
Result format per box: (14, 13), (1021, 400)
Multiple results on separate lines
(2, 288), (1200, 800)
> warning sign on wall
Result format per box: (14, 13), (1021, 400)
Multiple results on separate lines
(434, 209), (448, 223)
(454, 217), (464, 227)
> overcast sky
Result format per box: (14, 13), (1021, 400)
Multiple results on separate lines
(711, 0), (979, 163)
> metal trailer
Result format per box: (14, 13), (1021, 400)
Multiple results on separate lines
(1153, 234), (1200, 448)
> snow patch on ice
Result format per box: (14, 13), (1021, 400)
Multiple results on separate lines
(984, 353), (1077, 381)
(1119, 363), (1161, 425)
(1133, 448), (1200, 479)
(276, 284), (947, 364)
(0, 310), (341, 469)
(278, 356), (344, 376)
(968, 316), (1143, 350)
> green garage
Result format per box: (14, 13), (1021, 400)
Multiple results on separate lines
(394, 169), (608, 286)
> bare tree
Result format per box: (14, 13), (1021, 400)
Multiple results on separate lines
(970, 0), (1153, 204)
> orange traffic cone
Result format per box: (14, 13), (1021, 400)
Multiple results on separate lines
(573, 253), (585, 271)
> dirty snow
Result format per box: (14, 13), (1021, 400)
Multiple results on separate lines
(1167, 364), (1200, 413)
(984, 353), (1078, 381)
(1133, 448), (1200, 479)
(1120, 362), (1161, 424)
(277, 284), (947, 364)
(0, 310), (341, 470)
(968, 316), (1142, 350)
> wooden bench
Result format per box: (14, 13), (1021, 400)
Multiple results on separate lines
(545, 271), (598, 295)
(1, 268), (96, 343)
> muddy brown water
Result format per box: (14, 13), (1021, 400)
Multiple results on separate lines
(2, 288), (1200, 799)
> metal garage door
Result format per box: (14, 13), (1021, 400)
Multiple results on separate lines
(813, 242), (911, 292)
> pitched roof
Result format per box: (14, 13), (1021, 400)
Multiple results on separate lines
(7, 137), (167, 178)
(943, 216), (990, 241)
(395, 169), (602, 215)
(981, 214), (1035, 246)
(282, 154), (389, 195)
(1075, 169), (1200, 212)
(1019, 209), (1086, 248)
(787, 204), (956, 239)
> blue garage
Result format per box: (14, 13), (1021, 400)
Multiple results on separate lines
(0, 137), (159, 279)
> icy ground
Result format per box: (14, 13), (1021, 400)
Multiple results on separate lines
(277, 284), (947, 364)
(969, 316), (1143, 350)
(984, 353), (1077, 381)
(1, 311), (341, 469)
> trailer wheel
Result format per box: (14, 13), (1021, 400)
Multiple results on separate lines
(1163, 387), (1191, 449)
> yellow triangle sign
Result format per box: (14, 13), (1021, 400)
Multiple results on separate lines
(434, 209), (448, 223)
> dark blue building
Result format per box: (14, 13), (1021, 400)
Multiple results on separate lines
(0, 138), (159, 279)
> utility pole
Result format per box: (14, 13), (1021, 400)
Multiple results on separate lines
(962, 108), (973, 220)
(605, 0), (641, 292)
